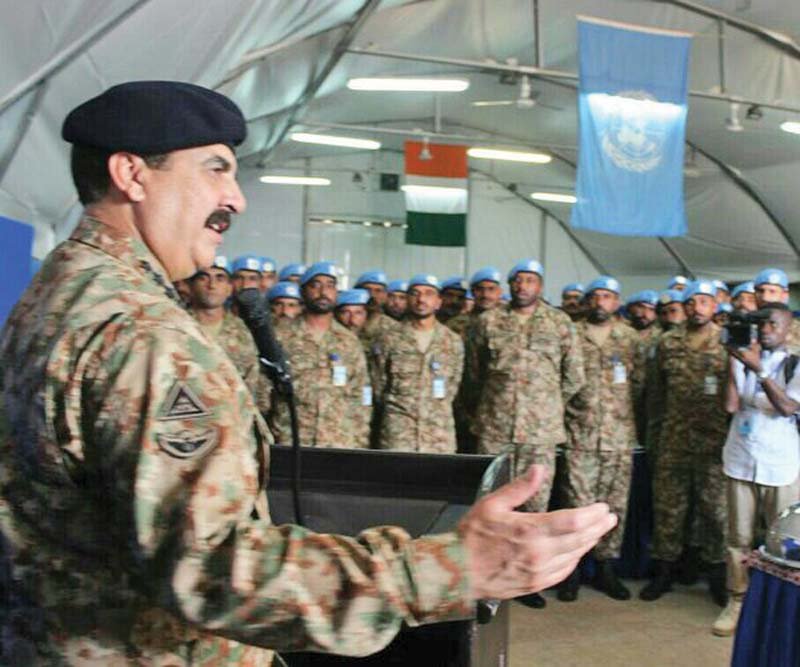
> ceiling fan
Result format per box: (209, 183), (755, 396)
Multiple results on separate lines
(472, 74), (564, 111)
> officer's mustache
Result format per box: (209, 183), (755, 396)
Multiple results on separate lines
(205, 210), (232, 234)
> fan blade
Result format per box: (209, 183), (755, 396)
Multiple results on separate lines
(472, 100), (515, 107)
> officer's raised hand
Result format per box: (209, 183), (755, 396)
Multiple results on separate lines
(459, 465), (617, 600)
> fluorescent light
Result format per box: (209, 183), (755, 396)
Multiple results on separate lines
(322, 218), (334, 224)
(383, 221), (392, 228)
(468, 147), (552, 164)
(780, 121), (800, 134)
(401, 184), (467, 195)
(363, 221), (373, 227)
(531, 192), (576, 204)
(259, 175), (331, 186)
(290, 132), (381, 150)
(347, 77), (469, 92)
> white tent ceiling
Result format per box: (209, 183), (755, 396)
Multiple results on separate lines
(2, 0), (800, 282)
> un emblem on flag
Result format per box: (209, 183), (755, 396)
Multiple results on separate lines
(599, 90), (666, 173)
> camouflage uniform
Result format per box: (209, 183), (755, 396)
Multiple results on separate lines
(272, 317), (370, 448)
(446, 312), (474, 339)
(786, 318), (800, 353)
(631, 326), (661, 450)
(467, 303), (585, 511)
(374, 320), (464, 453)
(194, 311), (272, 418)
(650, 324), (729, 565)
(447, 311), (481, 451)
(0, 217), (472, 665)
(563, 320), (640, 559)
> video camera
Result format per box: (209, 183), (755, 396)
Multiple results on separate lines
(720, 310), (767, 348)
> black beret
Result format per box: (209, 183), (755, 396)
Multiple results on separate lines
(62, 80), (247, 154)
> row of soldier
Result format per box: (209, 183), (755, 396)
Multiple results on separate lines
(177, 253), (798, 614)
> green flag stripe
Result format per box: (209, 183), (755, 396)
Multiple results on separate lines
(405, 211), (466, 247)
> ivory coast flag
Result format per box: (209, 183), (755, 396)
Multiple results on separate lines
(404, 141), (468, 246)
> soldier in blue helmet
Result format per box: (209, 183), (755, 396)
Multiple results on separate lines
(355, 270), (397, 345)
(668, 275), (689, 292)
(730, 281), (756, 313)
(560, 282), (585, 322)
(278, 262), (306, 285)
(657, 289), (687, 331)
(384, 280), (409, 321)
(753, 267), (800, 351)
(259, 256), (278, 293)
(231, 254), (263, 295)
(447, 267), (504, 339)
(267, 280), (302, 322)
(713, 279), (731, 305)
(334, 288), (371, 336)
(438, 276), (468, 324)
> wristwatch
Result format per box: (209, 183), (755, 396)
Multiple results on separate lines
(757, 369), (769, 382)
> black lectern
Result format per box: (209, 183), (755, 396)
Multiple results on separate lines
(267, 446), (511, 667)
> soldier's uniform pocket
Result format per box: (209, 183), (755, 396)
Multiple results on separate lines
(390, 352), (421, 397)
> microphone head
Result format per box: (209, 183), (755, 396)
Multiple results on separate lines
(235, 288), (267, 323)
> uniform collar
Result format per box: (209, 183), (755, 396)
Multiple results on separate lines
(70, 216), (180, 305)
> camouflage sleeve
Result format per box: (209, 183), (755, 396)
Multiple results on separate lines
(79, 319), (473, 655)
(450, 335), (465, 403)
(559, 319), (585, 404)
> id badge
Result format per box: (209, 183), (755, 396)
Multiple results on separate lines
(704, 375), (719, 396)
(738, 417), (753, 437)
(612, 362), (627, 385)
(332, 365), (347, 387)
(432, 376), (447, 399)
(362, 385), (373, 407)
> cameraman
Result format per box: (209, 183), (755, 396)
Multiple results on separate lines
(713, 302), (800, 636)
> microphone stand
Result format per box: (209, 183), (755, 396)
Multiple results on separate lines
(236, 289), (304, 526)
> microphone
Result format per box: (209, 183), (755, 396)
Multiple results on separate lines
(235, 288), (292, 395)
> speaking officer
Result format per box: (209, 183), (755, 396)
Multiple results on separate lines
(641, 281), (729, 605)
(561, 276), (641, 602)
(374, 274), (463, 453)
(271, 262), (370, 449)
(467, 259), (585, 608)
(0, 81), (616, 665)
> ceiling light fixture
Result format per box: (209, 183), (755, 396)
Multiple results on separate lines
(780, 121), (800, 134)
(468, 147), (552, 164)
(347, 77), (469, 92)
(259, 175), (331, 186)
(530, 192), (577, 204)
(290, 132), (381, 150)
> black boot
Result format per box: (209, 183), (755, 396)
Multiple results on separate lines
(594, 560), (630, 600)
(675, 546), (700, 586)
(516, 592), (546, 609)
(639, 560), (673, 601)
(557, 568), (580, 602)
(708, 563), (728, 607)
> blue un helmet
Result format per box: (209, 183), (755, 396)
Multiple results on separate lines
(716, 302), (734, 314)
(712, 279), (730, 295)
(232, 254), (263, 274)
(279, 263), (306, 282)
(731, 281), (755, 299)
(261, 256), (277, 274)
(470, 266), (503, 286)
(211, 255), (231, 274)
(355, 270), (388, 288)
(387, 279), (409, 294)
(754, 268), (789, 289)
(668, 275), (689, 290)
(658, 289), (685, 306)
(683, 279), (716, 300)
(626, 290), (659, 308)
(586, 276), (621, 295)
(508, 258), (544, 282)
(300, 261), (338, 287)
(441, 276), (467, 292)
(267, 281), (301, 302)
(465, 288), (474, 301)
(336, 288), (370, 307)
(562, 282), (585, 296)
(408, 274), (441, 291)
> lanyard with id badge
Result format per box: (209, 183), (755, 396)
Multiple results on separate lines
(612, 353), (627, 385)
(330, 352), (347, 387)
(431, 359), (447, 399)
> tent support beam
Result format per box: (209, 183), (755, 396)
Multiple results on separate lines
(345, 47), (800, 115)
(253, 0), (382, 166)
(0, 81), (48, 184)
(687, 140), (800, 260)
(658, 238), (695, 279)
(473, 168), (608, 275)
(0, 0), (152, 115)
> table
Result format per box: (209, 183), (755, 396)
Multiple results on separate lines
(732, 551), (800, 667)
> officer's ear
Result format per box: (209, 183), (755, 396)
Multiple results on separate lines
(107, 152), (149, 203)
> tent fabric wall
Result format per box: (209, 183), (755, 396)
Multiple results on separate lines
(2, 0), (800, 287)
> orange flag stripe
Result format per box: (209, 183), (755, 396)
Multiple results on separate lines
(405, 141), (468, 178)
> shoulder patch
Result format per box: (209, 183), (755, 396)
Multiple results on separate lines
(157, 429), (217, 459)
(160, 382), (210, 421)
